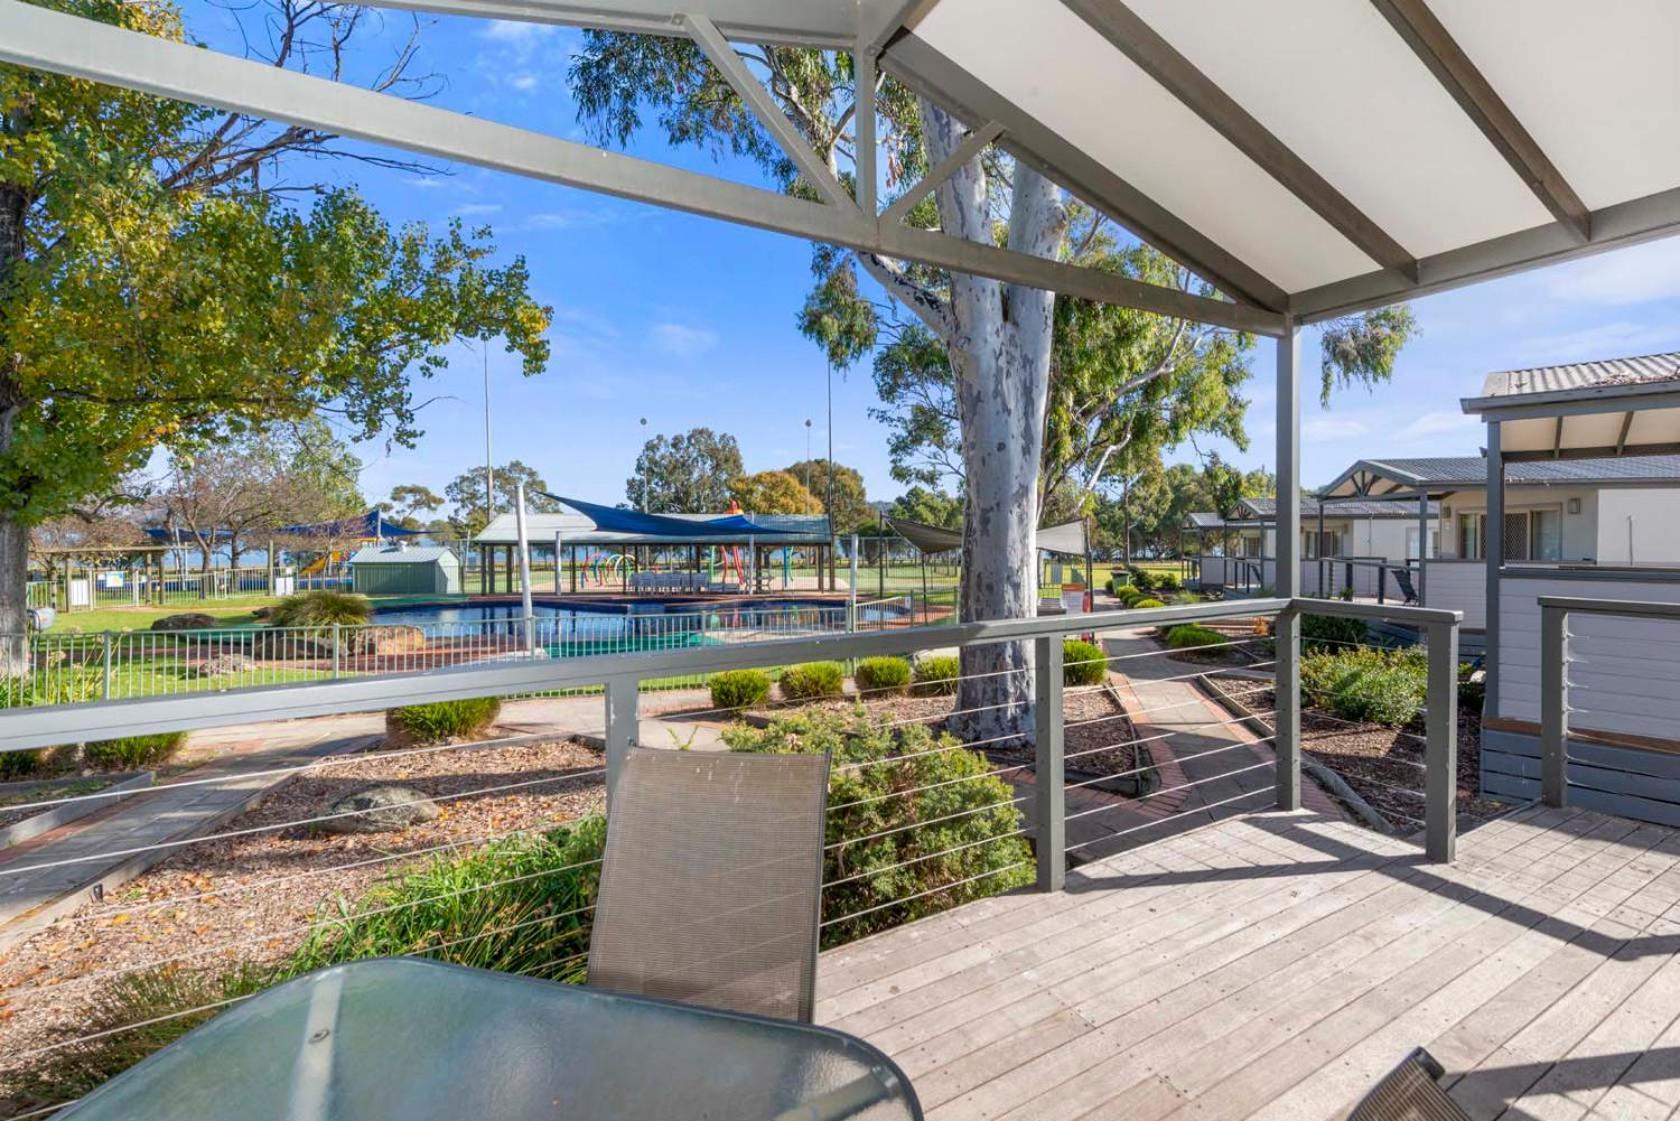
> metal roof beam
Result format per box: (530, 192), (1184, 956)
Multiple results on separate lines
(683, 12), (854, 208)
(360, 0), (852, 49)
(1292, 184), (1680, 323)
(1062, 0), (1418, 281)
(0, 0), (1283, 334)
(1369, 0), (1590, 241)
(885, 35), (1288, 312)
(881, 120), (1003, 226)
(857, 0), (936, 58)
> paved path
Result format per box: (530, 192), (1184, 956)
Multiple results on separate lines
(1055, 624), (1343, 861)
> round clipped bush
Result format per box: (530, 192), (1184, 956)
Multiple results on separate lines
(1131, 597), (1167, 609)
(83, 732), (187, 771)
(269, 590), (374, 629)
(854, 656), (911, 695)
(1063, 638), (1107, 686)
(912, 654), (960, 695)
(1152, 571), (1182, 592)
(385, 696), (502, 746)
(780, 661), (846, 700)
(1164, 623), (1225, 650)
(708, 669), (771, 711)
(722, 709), (1032, 945)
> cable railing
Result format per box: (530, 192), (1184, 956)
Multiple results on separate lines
(0, 596), (1461, 1117)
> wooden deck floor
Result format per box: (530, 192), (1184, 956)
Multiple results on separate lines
(817, 805), (1680, 1121)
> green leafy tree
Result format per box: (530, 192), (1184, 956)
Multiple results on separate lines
(626, 427), (743, 513)
(783, 458), (869, 534)
(445, 461), (562, 537)
(379, 484), (446, 531)
(888, 486), (962, 529)
(728, 470), (819, 514)
(570, 31), (1414, 740)
(0, 0), (550, 661)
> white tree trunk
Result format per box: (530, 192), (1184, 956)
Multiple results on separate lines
(914, 101), (1065, 745)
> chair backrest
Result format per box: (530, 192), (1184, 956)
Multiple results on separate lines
(1394, 566), (1419, 602)
(1349, 1048), (1469, 1120)
(587, 747), (830, 1022)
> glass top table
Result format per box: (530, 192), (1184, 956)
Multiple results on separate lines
(59, 958), (922, 1121)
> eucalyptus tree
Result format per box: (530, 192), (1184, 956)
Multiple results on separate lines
(0, 0), (550, 666)
(571, 36), (1411, 739)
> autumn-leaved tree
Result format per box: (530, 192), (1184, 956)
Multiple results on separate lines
(729, 470), (819, 515)
(783, 458), (869, 533)
(0, 0), (550, 664)
(571, 34), (1413, 739)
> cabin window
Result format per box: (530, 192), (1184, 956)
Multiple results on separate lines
(1457, 513), (1484, 560)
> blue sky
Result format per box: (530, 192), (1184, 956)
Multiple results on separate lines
(184, 5), (1680, 508)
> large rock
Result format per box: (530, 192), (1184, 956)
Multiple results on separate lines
(320, 785), (440, 834)
(151, 613), (216, 632)
(192, 653), (255, 679)
(347, 624), (427, 656)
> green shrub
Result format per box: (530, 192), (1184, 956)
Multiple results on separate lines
(291, 817), (605, 979)
(0, 748), (46, 780)
(724, 710), (1032, 945)
(1301, 647), (1427, 727)
(1131, 597), (1167, 609)
(709, 669), (771, 711)
(386, 696), (502, 745)
(83, 732), (187, 771)
(269, 590), (373, 629)
(854, 656), (912, 695)
(1127, 567), (1158, 592)
(1, 671), (102, 779)
(912, 654), (961, 695)
(1300, 612), (1368, 653)
(1152, 571), (1182, 592)
(780, 661), (845, 700)
(1063, 639), (1107, 686)
(1164, 624), (1225, 650)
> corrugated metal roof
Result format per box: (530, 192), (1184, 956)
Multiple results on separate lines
(1242, 497), (1438, 518)
(1480, 353), (1680, 398)
(348, 546), (458, 565)
(1352, 454), (1680, 488)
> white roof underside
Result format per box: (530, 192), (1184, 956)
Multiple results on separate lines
(915, 0), (1680, 295)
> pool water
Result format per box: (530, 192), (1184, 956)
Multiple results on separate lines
(372, 597), (849, 631)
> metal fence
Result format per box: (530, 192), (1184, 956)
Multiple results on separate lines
(1, 596), (914, 705)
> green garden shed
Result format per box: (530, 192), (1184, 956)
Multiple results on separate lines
(348, 545), (461, 596)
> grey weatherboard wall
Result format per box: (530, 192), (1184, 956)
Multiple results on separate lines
(1482, 726), (1680, 829)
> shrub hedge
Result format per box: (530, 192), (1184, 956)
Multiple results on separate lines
(1300, 646), (1426, 727)
(1300, 612), (1368, 653)
(385, 697), (502, 745)
(724, 710), (1032, 945)
(780, 661), (845, 700)
(1164, 624), (1225, 649)
(854, 656), (912, 695)
(1063, 639), (1107, 686)
(912, 654), (961, 695)
(1131, 597), (1167, 609)
(708, 669), (771, 711)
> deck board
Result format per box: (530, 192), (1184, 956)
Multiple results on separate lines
(818, 805), (1680, 1121)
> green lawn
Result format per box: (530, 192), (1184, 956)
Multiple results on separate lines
(47, 597), (286, 633)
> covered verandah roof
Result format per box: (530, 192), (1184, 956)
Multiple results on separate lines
(1461, 355), (1680, 462)
(1321, 452), (1680, 500)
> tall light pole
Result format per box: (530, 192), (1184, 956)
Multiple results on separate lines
(638, 417), (649, 511)
(803, 419), (813, 494)
(480, 341), (495, 522)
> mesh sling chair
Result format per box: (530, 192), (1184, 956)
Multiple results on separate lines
(588, 747), (831, 1022)
(1349, 1048), (1471, 1120)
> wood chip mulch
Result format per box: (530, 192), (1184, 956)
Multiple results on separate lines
(0, 735), (605, 1069)
(1201, 676), (1503, 833)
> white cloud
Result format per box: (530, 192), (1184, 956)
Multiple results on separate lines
(1543, 238), (1680, 306)
(452, 203), (503, 217)
(515, 208), (618, 232)
(1396, 410), (1482, 441)
(510, 73), (540, 92)
(651, 323), (719, 358)
(1516, 320), (1680, 363)
(406, 175), (448, 190)
(1301, 416), (1368, 443)
(479, 20), (555, 43)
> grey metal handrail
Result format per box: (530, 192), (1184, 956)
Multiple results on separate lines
(0, 595), (1463, 872)
(1536, 595), (1680, 807)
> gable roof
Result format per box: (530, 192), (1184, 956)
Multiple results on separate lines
(1323, 454), (1680, 498)
(1479, 353), (1680, 399)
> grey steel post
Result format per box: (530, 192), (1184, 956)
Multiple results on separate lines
(847, 534), (859, 632)
(603, 676), (640, 807)
(1416, 487), (1429, 603)
(101, 631), (113, 701)
(1485, 420), (1503, 720)
(331, 623), (341, 678)
(1424, 619), (1459, 862)
(514, 483), (535, 655)
(1274, 319), (1302, 810)
(1033, 634), (1065, 891)
(1539, 602), (1568, 807)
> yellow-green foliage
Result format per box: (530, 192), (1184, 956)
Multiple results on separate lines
(854, 656), (911, 695)
(708, 669), (771, 710)
(83, 732), (187, 771)
(386, 697), (502, 744)
(912, 654), (960, 695)
(724, 710), (1032, 945)
(1063, 639), (1108, 686)
(780, 661), (845, 700)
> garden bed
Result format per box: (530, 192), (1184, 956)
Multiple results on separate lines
(0, 736), (605, 1070)
(1200, 675), (1503, 832)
